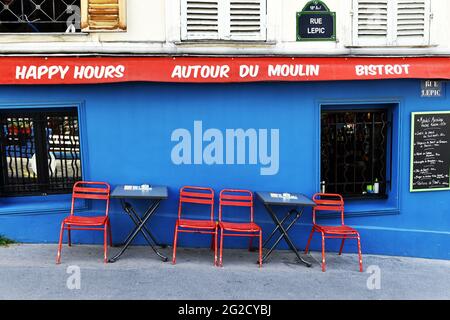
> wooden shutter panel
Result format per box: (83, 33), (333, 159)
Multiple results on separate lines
(229, 0), (266, 41)
(181, 0), (220, 40)
(81, 0), (127, 31)
(395, 0), (430, 45)
(353, 0), (389, 46)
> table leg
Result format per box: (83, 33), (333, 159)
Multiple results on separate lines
(125, 204), (168, 262)
(116, 201), (154, 247)
(262, 209), (301, 258)
(262, 205), (311, 267)
(263, 210), (301, 262)
(115, 201), (141, 247)
(262, 209), (300, 262)
(262, 209), (296, 248)
(109, 200), (168, 263)
(124, 201), (166, 248)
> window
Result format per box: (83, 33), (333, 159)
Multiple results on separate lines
(0, 0), (126, 33)
(352, 0), (431, 46)
(0, 0), (81, 33)
(320, 108), (391, 199)
(0, 108), (82, 197)
(181, 0), (266, 41)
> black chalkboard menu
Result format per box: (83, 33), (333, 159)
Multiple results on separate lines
(410, 111), (450, 192)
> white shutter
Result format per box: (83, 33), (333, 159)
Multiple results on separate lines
(181, 0), (220, 40)
(353, 0), (389, 46)
(353, 0), (431, 46)
(180, 0), (266, 41)
(395, 0), (430, 46)
(229, 0), (266, 41)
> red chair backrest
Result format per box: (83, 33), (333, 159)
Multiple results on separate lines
(70, 181), (111, 216)
(178, 186), (215, 221)
(312, 193), (345, 225)
(219, 189), (254, 223)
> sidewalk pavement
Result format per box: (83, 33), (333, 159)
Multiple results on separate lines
(0, 244), (449, 300)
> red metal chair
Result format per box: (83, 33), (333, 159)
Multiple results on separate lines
(172, 186), (217, 265)
(305, 193), (363, 272)
(218, 189), (262, 267)
(56, 181), (112, 264)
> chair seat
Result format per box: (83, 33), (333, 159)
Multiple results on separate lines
(178, 219), (217, 229)
(219, 221), (261, 232)
(313, 224), (359, 235)
(63, 215), (109, 226)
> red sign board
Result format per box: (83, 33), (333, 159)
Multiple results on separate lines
(0, 56), (449, 84)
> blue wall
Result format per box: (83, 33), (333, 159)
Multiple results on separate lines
(0, 80), (449, 260)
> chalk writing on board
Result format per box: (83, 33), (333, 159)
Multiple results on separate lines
(411, 112), (450, 191)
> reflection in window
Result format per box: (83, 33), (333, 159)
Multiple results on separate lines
(321, 109), (392, 199)
(0, 107), (82, 197)
(0, 0), (81, 33)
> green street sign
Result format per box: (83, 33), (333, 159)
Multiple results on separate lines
(296, 1), (336, 41)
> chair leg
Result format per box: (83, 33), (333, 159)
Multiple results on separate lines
(304, 228), (314, 254)
(103, 226), (108, 263)
(67, 226), (71, 247)
(214, 227), (218, 266)
(321, 233), (326, 272)
(258, 231), (262, 268)
(108, 221), (113, 247)
(56, 222), (65, 264)
(172, 224), (179, 265)
(357, 235), (363, 272)
(210, 234), (215, 251)
(219, 229), (224, 267)
(248, 236), (254, 252)
(339, 236), (346, 255)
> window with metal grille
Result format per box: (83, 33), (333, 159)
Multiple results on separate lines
(0, 108), (82, 197)
(181, 0), (267, 41)
(352, 0), (431, 46)
(0, 0), (81, 33)
(320, 109), (392, 199)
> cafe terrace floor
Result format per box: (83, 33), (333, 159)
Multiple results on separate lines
(0, 244), (448, 300)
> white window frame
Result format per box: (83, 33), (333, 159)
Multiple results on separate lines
(352, 0), (431, 47)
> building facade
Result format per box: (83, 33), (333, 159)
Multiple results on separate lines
(0, 0), (449, 260)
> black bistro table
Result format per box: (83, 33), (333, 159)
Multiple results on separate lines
(256, 191), (316, 267)
(108, 185), (169, 263)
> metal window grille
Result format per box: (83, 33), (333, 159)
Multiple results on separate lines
(0, 0), (81, 33)
(320, 109), (391, 199)
(0, 107), (82, 197)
